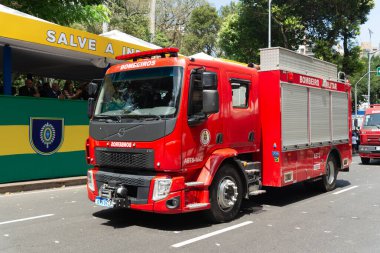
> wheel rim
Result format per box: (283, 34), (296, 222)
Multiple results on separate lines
(217, 177), (239, 211)
(326, 161), (335, 184)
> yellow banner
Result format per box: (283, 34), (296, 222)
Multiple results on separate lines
(0, 11), (151, 58)
(0, 125), (88, 156)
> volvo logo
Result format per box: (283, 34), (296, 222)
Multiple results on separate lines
(118, 128), (128, 137)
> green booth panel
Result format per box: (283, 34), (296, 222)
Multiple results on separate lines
(0, 95), (90, 184)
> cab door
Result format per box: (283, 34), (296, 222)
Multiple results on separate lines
(224, 72), (259, 153)
(181, 65), (224, 172)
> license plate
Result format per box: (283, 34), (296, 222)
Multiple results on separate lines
(376, 147), (380, 151)
(95, 196), (114, 208)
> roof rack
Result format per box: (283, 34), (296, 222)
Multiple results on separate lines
(116, 48), (179, 61)
(259, 47), (337, 80)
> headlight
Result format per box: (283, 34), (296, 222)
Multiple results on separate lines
(152, 178), (172, 201)
(87, 170), (95, 192)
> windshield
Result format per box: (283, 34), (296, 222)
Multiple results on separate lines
(94, 67), (183, 119)
(363, 113), (380, 129)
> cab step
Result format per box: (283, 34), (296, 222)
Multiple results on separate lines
(185, 203), (210, 210)
(241, 161), (261, 175)
(241, 161), (261, 170)
(245, 169), (260, 175)
(248, 189), (266, 196)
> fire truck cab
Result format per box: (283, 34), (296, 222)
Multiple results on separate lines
(359, 104), (380, 164)
(86, 47), (352, 222)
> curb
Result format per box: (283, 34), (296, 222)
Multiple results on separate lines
(0, 176), (87, 194)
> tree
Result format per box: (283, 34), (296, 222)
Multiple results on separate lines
(295, 0), (374, 75)
(351, 55), (380, 109)
(217, 1), (268, 63)
(106, 0), (151, 41)
(151, 31), (172, 47)
(217, 0), (373, 76)
(70, 0), (152, 41)
(181, 4), (220, 55)
(219, 1), (239, 19)
(155, 0), (205, 48)
(1, 0), (109, 26)
(218, 0), (306, 63)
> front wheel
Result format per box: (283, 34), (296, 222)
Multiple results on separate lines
(320, 155), (338, 192)
(361, 157), (370, 165)
(206, 163), (243, 223)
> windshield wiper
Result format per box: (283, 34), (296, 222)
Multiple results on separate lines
(93, 115), (121, 123)
(143, 114), (162, 121)
(122, 114), (162, 121)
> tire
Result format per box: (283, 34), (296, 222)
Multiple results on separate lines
(361, 157), (370, 165)
(320, 155), (338, 192)
(206, 163), (243, 223)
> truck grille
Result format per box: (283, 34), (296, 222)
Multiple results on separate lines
(96, 171), (151, 187)
(95, 148), (154, 170)
(367, 135), (380, 145)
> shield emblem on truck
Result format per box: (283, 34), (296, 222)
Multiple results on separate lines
(29, 117), (64, 155)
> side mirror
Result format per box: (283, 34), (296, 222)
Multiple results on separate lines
(88, 82), (98, 96)
(88, 98), (95, 118)
(203, 90), (219, 114)
(202, 72), (217, 89)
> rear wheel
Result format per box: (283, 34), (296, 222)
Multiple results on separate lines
(206, 163), (243, 223)
(361, 157), (370, 165)
(320, 155), (338, 192)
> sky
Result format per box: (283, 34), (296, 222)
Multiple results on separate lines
(208, 0), (380, 48)
(359, 0), (380, 48)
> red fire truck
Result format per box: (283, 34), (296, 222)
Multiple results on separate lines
(86, 47), (352, 222)
(358, 104), (380, 164)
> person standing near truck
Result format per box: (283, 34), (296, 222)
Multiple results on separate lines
(352, 131), (358, 154)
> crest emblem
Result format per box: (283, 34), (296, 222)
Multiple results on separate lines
(200, 129), (211, 146)
(29, 118), (64, 155)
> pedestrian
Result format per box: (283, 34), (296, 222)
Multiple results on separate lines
(18, 79), (40, 97)
(40, 82), (64, 99)
(63, 80), (82, 99)
(354, 130), (360, 152)
(78, 82), (90, 100)
(39, 82), (52, 98)
(352, 132), (358, 154)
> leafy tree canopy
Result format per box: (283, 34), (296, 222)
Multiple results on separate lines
(155, 0), (205, 48)
(181, 4), (220, 55)
(2, 0), (109, 26)
(218, 0), (374, 75)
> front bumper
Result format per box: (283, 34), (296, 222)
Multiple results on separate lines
(87, 169), (209, 214)
(359, 145), (380, 158)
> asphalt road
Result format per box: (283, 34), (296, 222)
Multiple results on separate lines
(1, 155), (379, 253)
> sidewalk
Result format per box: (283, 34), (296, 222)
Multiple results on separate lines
(0, 176), (87, 194)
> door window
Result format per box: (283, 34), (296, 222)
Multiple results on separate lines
(230, 78), (250, 108)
